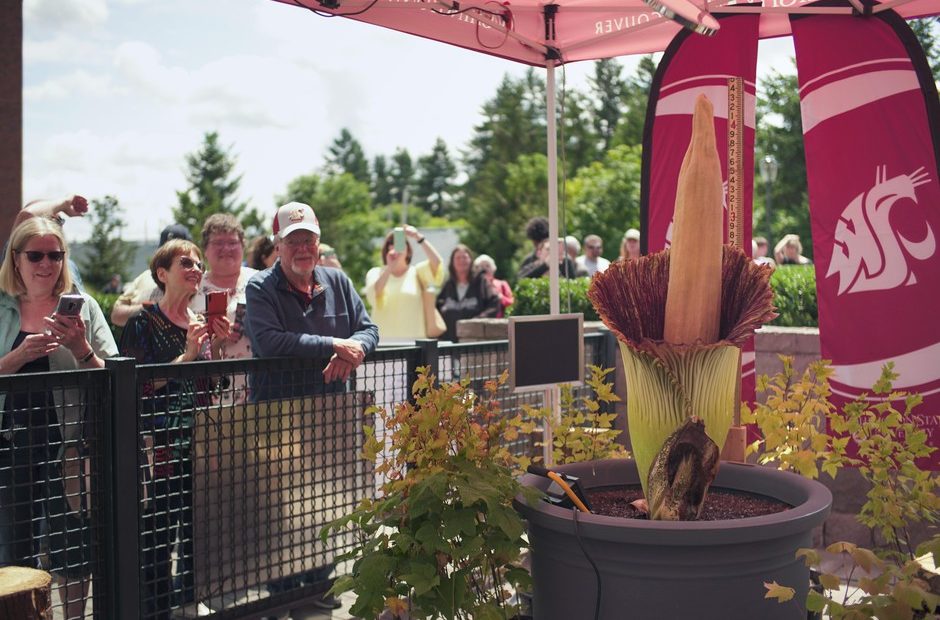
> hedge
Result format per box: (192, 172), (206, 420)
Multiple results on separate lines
(508, 264), (819, 328)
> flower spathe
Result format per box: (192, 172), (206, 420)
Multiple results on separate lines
(588, 245), (777, 517)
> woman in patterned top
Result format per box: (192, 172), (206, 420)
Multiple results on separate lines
(119, 239), (230, 619)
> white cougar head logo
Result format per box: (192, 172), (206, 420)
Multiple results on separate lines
(828, 166), (935, 295)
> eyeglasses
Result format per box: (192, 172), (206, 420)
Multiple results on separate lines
(283, 236), (318, 249)
(17, 250), (66, 263)
(586, 245), (603, 250)
(177, 256), (205, 272)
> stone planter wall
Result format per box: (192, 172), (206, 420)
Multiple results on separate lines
(456, 318), (904, 547)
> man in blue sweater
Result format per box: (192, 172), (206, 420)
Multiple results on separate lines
(245, 202), (378, 617)
(246, 202), (378, 400)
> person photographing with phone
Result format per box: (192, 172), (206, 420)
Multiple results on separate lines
(0, 217), (118, 620)
(119, 238), (231, 619)
(363, 225), (443, 343)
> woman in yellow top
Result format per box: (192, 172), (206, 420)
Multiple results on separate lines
(364, 226), (443, 343)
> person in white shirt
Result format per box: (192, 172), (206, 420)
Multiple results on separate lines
(576, 234), (610, 276)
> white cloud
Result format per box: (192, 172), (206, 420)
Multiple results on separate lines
(25, 33), (110, 65)
(24, 0), (109, 28)
(114, 41), (192, 102)
(25, 70), (120, 101)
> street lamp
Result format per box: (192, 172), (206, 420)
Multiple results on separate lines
(759, 154), (778, 240)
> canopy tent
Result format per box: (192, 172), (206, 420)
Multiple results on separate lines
(272, 0), (940, 314)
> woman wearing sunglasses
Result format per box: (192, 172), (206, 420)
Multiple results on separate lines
(118, 238), (230, 619)
(0, 217), (118, 619)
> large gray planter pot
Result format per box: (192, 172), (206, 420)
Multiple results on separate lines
(514, 459), (832, 620)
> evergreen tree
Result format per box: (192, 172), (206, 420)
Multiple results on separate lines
(324, 128), (370, 184)
(79, 196), (135, 290)
(912, 18), (940, 80)
(590, 58), (626, 152)
(755, 65), (810, 252)
(371, 155), (394, 207)
(389, 148), (415, 205)
(560, 90), (599, 177)
(612, 55), (657, 147)
(415, 138), (458, 216)
(172, 131), (259, 241)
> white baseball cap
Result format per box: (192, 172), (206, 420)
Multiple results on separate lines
(273, 202), (321, 238)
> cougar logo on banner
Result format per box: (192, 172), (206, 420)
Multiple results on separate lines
(828, 166), (936, 295)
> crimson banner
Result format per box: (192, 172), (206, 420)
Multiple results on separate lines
(640, 13), (761, 405)
(792, 10), (940, 468)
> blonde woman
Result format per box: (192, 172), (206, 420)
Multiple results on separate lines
(0, 217), (117, 619)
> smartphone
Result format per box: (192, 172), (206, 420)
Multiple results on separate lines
(205, 291), (228, 328)
(393, 227), (406, 252)
(54, 294), (85, 317)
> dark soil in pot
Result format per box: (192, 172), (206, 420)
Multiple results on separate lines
(588, 485), (793, 520)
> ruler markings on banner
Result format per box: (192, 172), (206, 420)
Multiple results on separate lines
(727, 76), (745, 249)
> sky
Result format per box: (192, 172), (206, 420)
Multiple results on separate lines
(23, 0), (798, 242)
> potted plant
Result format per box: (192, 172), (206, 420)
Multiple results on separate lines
(746, 359), (940, 619)
(322, 368), (538, 620)
(514, 95), (832, 619)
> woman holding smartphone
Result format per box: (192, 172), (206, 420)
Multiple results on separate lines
(0, 217), (117, 619)
(119, 238), (230, 619)
(363, 225), (443, 343)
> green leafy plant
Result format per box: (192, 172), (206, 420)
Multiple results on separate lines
(743, 358), (940, 619)
(525, 365), (629, 465)
(507, 277), (600, 321)
(323, 368), (537, 620)
(769, 265), (817, 327)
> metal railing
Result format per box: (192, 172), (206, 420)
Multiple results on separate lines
(0, 332), (616, 619)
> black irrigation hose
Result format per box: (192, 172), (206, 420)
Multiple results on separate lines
(572, 507), (601, 620)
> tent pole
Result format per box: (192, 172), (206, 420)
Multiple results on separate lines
(546, 59), (560, 316)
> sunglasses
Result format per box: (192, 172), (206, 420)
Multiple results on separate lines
(17, 250), (66, 263)
(177, 256), (205, 272)
(586, 245), (603, 250)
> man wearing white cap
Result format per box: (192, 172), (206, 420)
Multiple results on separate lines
(246, 202), (378, 616)
(246, 202), (378, 398)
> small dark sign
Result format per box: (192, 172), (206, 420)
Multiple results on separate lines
(509, 314), (584, 392)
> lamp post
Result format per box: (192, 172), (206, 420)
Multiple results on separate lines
(759, 154), (778, 240)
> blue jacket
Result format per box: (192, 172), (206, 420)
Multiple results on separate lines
(245, 261), (379, 400)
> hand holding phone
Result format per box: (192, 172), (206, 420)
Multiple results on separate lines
(393, 227), (406, 252)
(204, 291), (228, 330)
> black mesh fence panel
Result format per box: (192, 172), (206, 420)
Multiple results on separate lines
(0, 369), (109, 620)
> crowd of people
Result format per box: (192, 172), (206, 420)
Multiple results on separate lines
(0, 193), (810, 619)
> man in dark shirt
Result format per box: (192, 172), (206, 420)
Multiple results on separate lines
(246, 202), (378, 400)
(245, 202), (378, 616)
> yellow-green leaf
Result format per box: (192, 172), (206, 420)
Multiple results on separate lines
(818, 573), (841, 590)
(763, 581), (795, 602)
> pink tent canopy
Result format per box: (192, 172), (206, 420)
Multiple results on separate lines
(273, 0), (940, 67)
(272, 0), (940, 319)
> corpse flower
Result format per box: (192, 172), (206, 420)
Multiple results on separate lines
(587, 94), (776, 520)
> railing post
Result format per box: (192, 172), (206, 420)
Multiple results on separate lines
(104, 357), (140, 619)
(411, 339), (439, 400)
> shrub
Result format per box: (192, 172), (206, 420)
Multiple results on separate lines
(508, 277), (599, 321)
(769, 265), (817, 327)
(86, 289), (122, 342)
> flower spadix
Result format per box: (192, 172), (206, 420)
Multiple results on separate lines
(588, 94), (776, 520)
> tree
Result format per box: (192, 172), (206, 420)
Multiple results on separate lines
(463, 153), (549, 280)
(755, 65), (811, 253)
(79, 196), (135, 290)
(389, 148), (415, 205)
(911, 18), (940, 80)
(612, 55), (657, 148)
(559, 90), (599, 177)
(277, 172), (383, 287)
(415, 138), (458, 216)
(172, 131), (261, 242)
(371, 155), (394, 207)
(590, 58), (626, 152)
(324, 128), (370, 184)
(566, 144), (643, 259)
